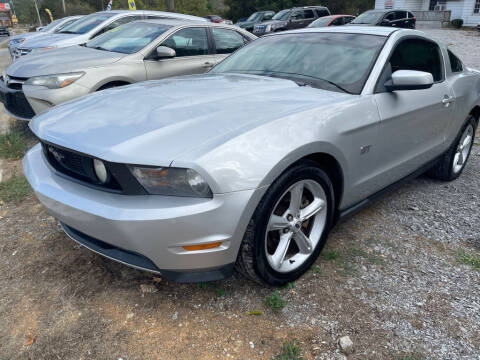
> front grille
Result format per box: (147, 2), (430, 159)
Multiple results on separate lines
(0, 83), (35, 119)
(42, 142), (122, 192)
(41, 142), (148, 195)
(254, 25), (266, 34)
(6, 75), (28, 90)
(16, 48), (31, 57)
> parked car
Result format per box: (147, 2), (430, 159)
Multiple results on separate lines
(11, 10), (206, 60)
(308, 14), (355, 27)
(349, 9), (416, 29)
(0, 19), (255, 120)
(236, 11), (275, 32)
(204, 15), (233, 24)
(9, 16), (83, 60)
(24, 26), (480, 285)
(0, 26), (10, 36)
(253, 6), (330, 35)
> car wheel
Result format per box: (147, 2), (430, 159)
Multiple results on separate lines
(429, 115), (476, 181)
(236, 160), (335, 286)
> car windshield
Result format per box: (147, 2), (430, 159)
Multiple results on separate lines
(247, 12), (262, 22)
(351, 11), (384, 24)
(211, 33), (387, 94)
(41, 18), (63, 32)
(309, 16), (332, 27)
(86, 22), (171, 54)
(59, 13), (115, 34)
(272, 10), (290, 21)
(54, 18), (80, 33)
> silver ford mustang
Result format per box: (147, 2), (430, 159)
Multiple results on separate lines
(24, 26), (480, 285)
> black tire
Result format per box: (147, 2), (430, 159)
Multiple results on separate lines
(428, 115), (477, 181)
(236, 160), (335, 286)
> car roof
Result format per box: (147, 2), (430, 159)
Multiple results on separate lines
(136, 18), (250, 30)
(94, 10), (206, 21)
(280, 25), (401, 36)
(364, 9), (412, 13)
(321, 14), (355, 19)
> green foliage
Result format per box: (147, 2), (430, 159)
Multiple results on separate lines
(451, 19), (463, 28)
(321, 249), (340, 260)
(247, 310), (264, 315)
(265, 291), (286, 312)
(215, 287), (226, 297)
(0, 130), (27, 160)
(457, 249), (480, 270)
(0, 175), (31, 203)
(281, 282), (295, 289)
(311, 265), (322, 273)
(272, 340), (303, 360)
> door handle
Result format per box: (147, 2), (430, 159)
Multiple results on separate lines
(442, 95), (455, 107)
(202, 62), (214, 68)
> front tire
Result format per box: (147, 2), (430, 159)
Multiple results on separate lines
(429, 115), (476, 181)
(236, 161), (335, 286)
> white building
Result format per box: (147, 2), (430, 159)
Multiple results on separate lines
(375, 0), (480, 26)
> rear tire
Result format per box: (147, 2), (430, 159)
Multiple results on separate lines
(429, 115), (476, 181)
(236, 160), (335, 286)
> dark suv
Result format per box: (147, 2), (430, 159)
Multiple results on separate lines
(349, 9), (416, 29)
(253, 6), (330, 35)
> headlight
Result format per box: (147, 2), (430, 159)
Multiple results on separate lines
(24, 72), (85, 89)
(30, 46), (57, 54)
(266, 24), (272, 32)
(10, 38), (24, 45)
(129, 166), (213, 198)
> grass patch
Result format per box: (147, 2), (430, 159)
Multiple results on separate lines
(0, 175), (31, 203)
(215, 287), (226, 297)
(0, 130), (27, 159)
(321, 249), (340, 260)
(246, 310), (263, 316)
(272, 340), (303, 360)
(311, 265), (322, 274)
(457, 249), (480, 270)
(281, 282), (295, 289)
(265, 291), (286, 312)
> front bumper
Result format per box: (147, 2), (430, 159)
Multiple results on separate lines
(23, 144), (259, 282)
(0, 78), (36, 120)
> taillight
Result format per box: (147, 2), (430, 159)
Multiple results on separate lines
(413, 17), (416, 21)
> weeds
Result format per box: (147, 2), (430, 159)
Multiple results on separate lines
(311, 265), (322, 274)
(281, 282), (295, 289)
(272, 340), (303, 360)
(265, 291), (286, 312)
(0, 130), (27, 159)
(457, 249), (480, 270)
(322, 249), (340, 260)
(0, 175), (31, 203)
(215, 287), (226, 297)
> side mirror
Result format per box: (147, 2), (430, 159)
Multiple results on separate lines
(385, 70), (434, 91)
(156, 46), (176, 59)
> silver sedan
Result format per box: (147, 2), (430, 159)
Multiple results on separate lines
(1, 19), (255, 120)
(24, 27), (480, 285)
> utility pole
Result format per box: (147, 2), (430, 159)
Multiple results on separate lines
(62, 0), (66, 15)
(33, 0), (42, 26)
(166, 0), (174, 12)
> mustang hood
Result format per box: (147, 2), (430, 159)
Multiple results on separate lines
(6, 46), (124, 77)
(30, 74), (351, 166)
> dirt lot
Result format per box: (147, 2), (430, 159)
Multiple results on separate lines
(1, 29), (480, 360)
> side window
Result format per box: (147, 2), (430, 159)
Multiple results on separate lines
(162, 27), (209, 57)
(408, 12), (415, 18)
(95, 16), (141, 37)
(344, 16), (354, 24)
(316, 9), (330, 17)
(385, 12), (395, 21)
(303, 10), (315, 19)
(212, 28), (246, 54)
(448, 50), (463, 73)
(291, 11), (304, 20)
(396, 11), (407, 19)
(331, 18), (343, 26)
(390, 39), (443, 81)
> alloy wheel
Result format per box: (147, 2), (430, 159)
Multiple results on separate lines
(452, 124), (474, 174)
(264, 179), (327, 273)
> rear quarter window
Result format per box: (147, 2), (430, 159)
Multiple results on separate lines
(448, 49), (463, 73)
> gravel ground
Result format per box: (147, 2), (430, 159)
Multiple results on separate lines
(0, 28), (479, 360)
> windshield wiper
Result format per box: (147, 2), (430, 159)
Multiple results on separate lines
(89, 46), (109, 52)
(59, 30), (78, 34)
